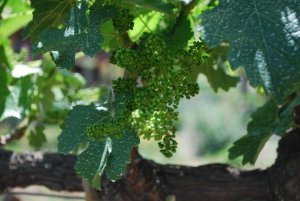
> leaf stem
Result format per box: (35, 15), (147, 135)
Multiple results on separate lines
(138, 16), (152, 32)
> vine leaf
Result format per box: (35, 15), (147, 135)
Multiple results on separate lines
(25, 0), (76, 40)
(167, 16), (193, 52)
(229, 97), (300, 164)
(229, 134), (271, 165)
(58, 104), (110, 154)
(201, 0), (300, 100)
(75, 131), (139, 188)
(27, 124), (46, 149)
(192, 45), (239, 92)
(58, 104), (139, 188)
(75, 140), (110, 189)
(32, 2), (116, 69)
(105, 131), (139, 180)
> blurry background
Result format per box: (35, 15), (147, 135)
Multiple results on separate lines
(0, 0), (279, 200)
(1, 64), (279, 200)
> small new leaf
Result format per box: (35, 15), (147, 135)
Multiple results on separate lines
(229, 134), (271, 165)
(166, 16), (193, 52)
(229, 97), (300, 164)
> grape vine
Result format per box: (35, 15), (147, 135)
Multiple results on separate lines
(3, 0), (295, 189)
(88, 32), (207, 157)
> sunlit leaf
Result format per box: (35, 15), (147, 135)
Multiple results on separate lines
(201, 0), (300, 100)
(32, 2), (116, 69)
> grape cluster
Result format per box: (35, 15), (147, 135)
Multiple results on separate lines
(110, 49), (140, 73)
(113, 8), (134, 32)
(180, 41), (209, 66)
(109, 34), (206, 157)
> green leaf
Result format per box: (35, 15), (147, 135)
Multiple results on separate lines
(123, 0), (174, 14)
(0, 46), (10, 118)
(59, 99), (139, 187)
(128, 12), (161, 41)
(0, 12), (32, 38)
(229, 97), (300, 164)
(192, 45), (239, 92)
(100, 20), (118, 51)
(75, 140), (110, 188)
(1, 87), (23, 121)
(273, 96), (300, 135)
(27, 124), (46, 148)
(229, 134), (271, 165)
(201, 0), (300, 100)
(105, 131), (139, 180)
(18, 76), (34, 115)
(58, 104), (110, 154)
(247, 100), (278, 136)
(32, 2), (116, 69)
(25, 0), (76, 39)
(6, 0), (30, 13)
(166, 16), (193, 52)
(75, 131), (139, 188)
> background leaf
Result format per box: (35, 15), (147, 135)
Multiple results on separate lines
(123, 0), (174, 14)
(0, 46), (10, 118)
(27, 124), (46, 148)
(0, 12), (32, 38)
(192, 45), (239, 92)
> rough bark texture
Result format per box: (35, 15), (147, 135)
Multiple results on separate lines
(270, 129), (300, 201)
(0, 129), (300, 201)
(0, 150), (82, 192)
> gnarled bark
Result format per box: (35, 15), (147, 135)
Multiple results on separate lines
(0, 149), (271, 201)
(0, 129), (300, 201)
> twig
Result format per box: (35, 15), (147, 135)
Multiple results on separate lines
(0, 119), (28, 146)
(138, 16), (152, 32)
(0, 127), (27, 146)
